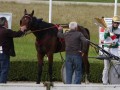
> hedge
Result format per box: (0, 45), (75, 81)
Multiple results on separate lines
(8, 60), (103, 83)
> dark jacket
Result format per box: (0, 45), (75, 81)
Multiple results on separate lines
(58, 29), (87, 55)
(0, 26), (24, 56)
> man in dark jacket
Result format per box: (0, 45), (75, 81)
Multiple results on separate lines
(0, 17), (26, 83)
(58, 22), (88, 84)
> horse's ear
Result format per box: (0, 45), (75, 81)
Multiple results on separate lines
(24, 9), (27, 15)
(31, 10), (34, 16)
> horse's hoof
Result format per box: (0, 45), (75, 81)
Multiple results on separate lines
(85, 80), (89, 84)
(36, 82), (40, 84)
(43, 81), (54, 86)
(50, 82), (54, 86)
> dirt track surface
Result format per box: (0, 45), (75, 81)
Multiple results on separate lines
(0, 0), (120, 6)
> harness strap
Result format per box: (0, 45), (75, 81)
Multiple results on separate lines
(54, 24), (59, 29)
(25, 25), (59, 35)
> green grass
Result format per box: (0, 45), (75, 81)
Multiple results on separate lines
(0, 2), (119, 62)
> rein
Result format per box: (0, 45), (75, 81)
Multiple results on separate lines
(22, 15), (59, 35)
(24, 25), (59, 35)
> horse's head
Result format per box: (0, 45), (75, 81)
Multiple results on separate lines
(20, 9), (34, 31)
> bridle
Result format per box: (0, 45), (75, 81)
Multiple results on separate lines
(20, 15), (59, 35)
(20, 14), (32, 30)
(25, 25), (59, 35)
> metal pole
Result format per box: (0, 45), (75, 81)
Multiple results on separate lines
(49, 0), (52, 23)
(114, 0), (118, 16)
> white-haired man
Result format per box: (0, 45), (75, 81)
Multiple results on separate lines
(102, 16), (120, 85)
(58, 22), (88, 84)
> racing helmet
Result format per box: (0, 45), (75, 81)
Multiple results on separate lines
(112, 16), (120, 23)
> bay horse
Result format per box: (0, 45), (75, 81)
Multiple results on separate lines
(20, 9), (90, 84)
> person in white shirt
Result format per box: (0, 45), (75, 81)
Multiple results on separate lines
(102, 16), (120, 85)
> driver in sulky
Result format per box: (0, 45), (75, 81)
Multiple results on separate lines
(102, 16), (120, 85)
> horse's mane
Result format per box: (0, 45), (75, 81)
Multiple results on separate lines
(30, 16), (54, 30)
(78, 25), (90, 40)
(29, 16), (58, 39)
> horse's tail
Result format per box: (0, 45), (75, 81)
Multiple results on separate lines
(84, 28), (90, 40)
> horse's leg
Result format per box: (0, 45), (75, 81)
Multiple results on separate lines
(82, 54), (90, 84)
(47, 52), (53, 82)
(36, 52), (45, 84)
(46, 37), (57, 82)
